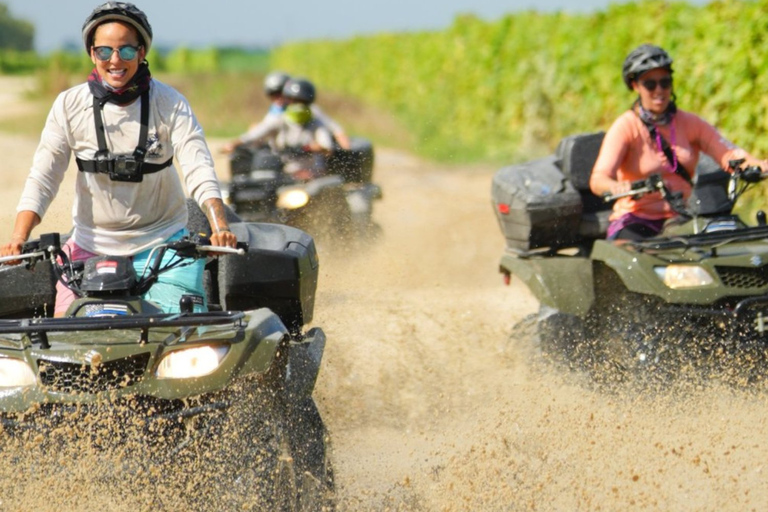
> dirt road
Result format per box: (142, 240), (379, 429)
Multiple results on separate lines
(2, 77), (768, 511)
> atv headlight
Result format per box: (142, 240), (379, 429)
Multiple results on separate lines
(654, 265), (715, 289)
(156, 345), (229, 379)
(0, 358), (36, 387)
(277, 189), (309, 210)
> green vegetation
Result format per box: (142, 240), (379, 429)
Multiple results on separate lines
(272, 0), (768, 166)
(0, 3), (35, 72)
(0, 4), (33, 51)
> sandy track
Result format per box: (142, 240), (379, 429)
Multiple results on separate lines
(2, 76), (768, 511)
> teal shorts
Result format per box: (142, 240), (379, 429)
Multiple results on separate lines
(132, 229), (207, 314)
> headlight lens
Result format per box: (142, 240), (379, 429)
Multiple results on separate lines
(0, 358), (36, 387)
(156, 345), (229, 379)
(277, 189), (309, 210)
(654, 265), (715, 289)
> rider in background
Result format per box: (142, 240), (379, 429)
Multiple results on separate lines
(260, 70), (351, 150)
(589, 44), (768, 240)
(223, 77), (335, 180)
(0, 2), (237, 315)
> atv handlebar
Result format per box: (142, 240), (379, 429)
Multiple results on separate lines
(727, 159), (768, 199)
(602, 174), (665, 202)
(601, 160), (768, 218)
(0, 234), (247, 266)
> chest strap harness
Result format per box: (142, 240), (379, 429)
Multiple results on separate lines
(75, 90), (172, 182)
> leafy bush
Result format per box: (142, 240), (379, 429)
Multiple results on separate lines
(272, 0), (768, 164)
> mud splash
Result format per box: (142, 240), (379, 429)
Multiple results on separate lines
(311, 150), (768, 511)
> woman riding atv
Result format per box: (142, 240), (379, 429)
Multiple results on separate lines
(223, 77), (335, 181)
(589, 44), (768, 240)
(0, 1), (237, 316)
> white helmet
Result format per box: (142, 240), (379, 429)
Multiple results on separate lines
(82, 2), (153, 54)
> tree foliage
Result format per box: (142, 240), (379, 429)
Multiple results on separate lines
(272, 0), (768, 163)
(0, 3), (33, 51)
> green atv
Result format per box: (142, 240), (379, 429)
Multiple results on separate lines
(0, 202), (334, 510)
(492, 132), (768, 380)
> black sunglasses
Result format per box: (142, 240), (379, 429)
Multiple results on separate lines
(640, 77), (673, 91)
(92, 45), (141, 62)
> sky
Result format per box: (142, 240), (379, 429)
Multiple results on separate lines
(5, 0), (708, 53)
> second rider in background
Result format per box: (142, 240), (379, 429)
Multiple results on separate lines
(223, 77), (335, 181)
(259, 71), (351, 150)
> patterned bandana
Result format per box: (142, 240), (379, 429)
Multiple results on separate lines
(87, 61), (152, 105)
(633, 98), (677, 126)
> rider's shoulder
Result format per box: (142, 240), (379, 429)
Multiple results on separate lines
(149, 79), (186, 103)
(53, 83), (92, 113)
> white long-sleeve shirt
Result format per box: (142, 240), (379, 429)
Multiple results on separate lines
(17, 79), (222, 256)
(239, 115), (334, 174)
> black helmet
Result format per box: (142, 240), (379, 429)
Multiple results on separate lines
(82, 2), (153, 54)
(264, 71), (291, 96)
(282, 78), (316, 104)
(622, 44), (673, 90)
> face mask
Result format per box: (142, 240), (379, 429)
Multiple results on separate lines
(285, 103), (313, 125)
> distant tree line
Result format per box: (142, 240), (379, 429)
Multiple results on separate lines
(0, 3), (33, 51)
(273, 0), (768, 164)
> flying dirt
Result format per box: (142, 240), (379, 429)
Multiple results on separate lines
(1, 77), (768, 511)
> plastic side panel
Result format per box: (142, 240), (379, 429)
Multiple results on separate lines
(327, 137), (374, 183)
(500, 253), (594, 316)
(221, 223), (319, 331)
(590, 239), (733, 305)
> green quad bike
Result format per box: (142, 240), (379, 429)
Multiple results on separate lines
(0, 201), (334, 511)
(492, 132), (768, 382)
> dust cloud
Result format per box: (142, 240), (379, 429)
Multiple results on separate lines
(1, 77), (768, 511)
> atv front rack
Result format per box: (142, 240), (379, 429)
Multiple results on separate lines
(626, 224), (768, 253)
(0, 311), (246, 348)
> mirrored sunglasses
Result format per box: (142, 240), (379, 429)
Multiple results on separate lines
(640, 77), (673, 91)
(92, 45), (141, 62)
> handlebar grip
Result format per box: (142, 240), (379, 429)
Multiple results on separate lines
(741, 166), (765, 183)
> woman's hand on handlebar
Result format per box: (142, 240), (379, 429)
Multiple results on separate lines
(608, 180), (633, 196)
(210, 229), (238, 249)
(0, 239), (24, 264)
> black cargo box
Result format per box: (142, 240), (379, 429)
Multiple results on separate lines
(221, 222), (319, 333)
(327, 137), (375, 183)
(492, 154), (583, 251)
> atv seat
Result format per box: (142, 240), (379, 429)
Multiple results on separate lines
(555, 132), (611, 240)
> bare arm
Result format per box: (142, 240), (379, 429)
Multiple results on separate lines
(590, 120), (633, 197)
(203, 198), (237, 248)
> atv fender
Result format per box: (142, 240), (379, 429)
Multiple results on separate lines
(590, 240), (676, 299)
(285, 327), (326, 401)
(500, 253), (594, 317)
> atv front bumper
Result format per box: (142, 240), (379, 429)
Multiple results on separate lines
(0, 309), (326, 416)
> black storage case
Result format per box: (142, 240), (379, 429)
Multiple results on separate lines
(221, 222), (319, 333)
(327, 137), (375, 183)
(492, 154), (583, 251)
